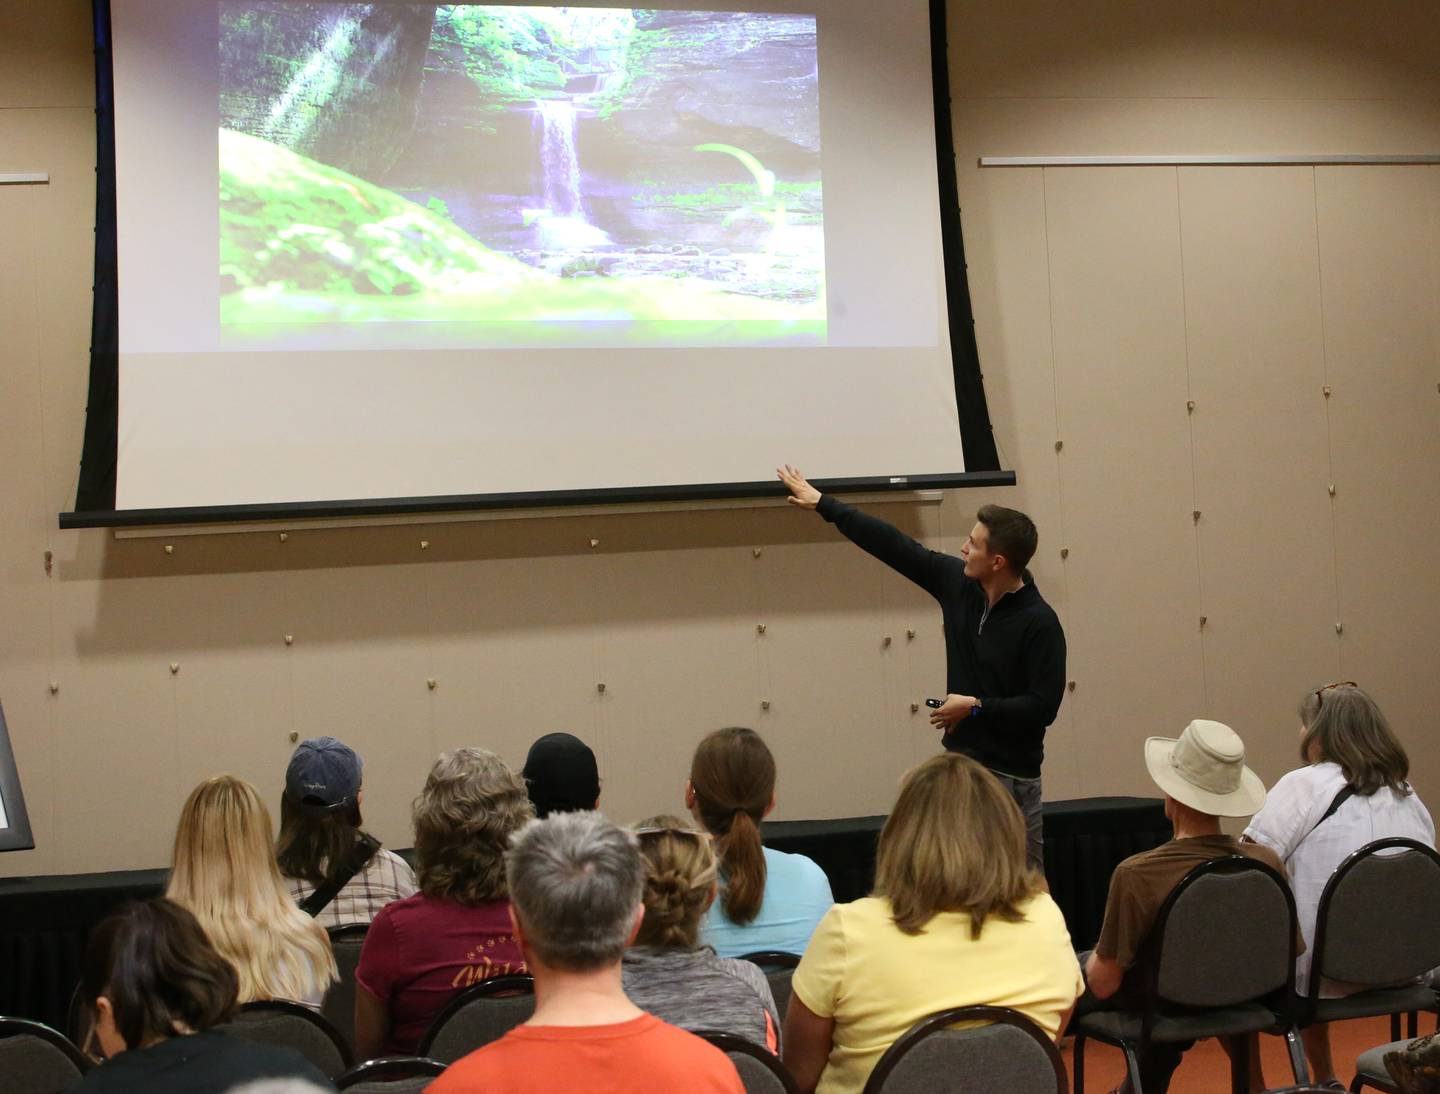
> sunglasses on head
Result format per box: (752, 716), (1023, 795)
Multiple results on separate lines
(632, 825), (710, 841)
(1315, 681), (1357, 705)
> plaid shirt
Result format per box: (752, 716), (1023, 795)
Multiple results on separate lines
(286, 847), (418, 929)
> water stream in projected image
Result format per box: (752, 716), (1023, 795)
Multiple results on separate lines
(535, 99), (584, 219)
(388, 69), (630, 258)
(525, 71), (624, 252)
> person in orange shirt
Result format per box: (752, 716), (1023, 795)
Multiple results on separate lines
(428, 811), (744, 1094)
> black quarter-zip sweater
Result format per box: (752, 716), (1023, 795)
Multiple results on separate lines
(818, 495), (1067, 779)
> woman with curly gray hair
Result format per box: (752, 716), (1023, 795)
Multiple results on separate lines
(354, 748), (534, 1058)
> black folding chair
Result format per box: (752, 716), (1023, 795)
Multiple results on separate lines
(1290, 838), (1440, 1094)
(740, 951), (801, 1024)
(863, 1005), (1066, 1094)
(416, 974), (535, 1064)
(336, 1054), (447, 1091)
(324, 923), (371, 1052)
(1073, 856), (1307, 1093)
(0, 1016), (92, 1094)
(216, 999), (354, 1078)
(696, 1029), (799, 1094)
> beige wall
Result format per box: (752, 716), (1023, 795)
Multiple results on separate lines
(2, 0), (1437, 876)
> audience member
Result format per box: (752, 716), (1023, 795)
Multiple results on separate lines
(1082, 719), (1281, 1094)
(70, 899), (334, 1092)
(622, 814), (779, 1049)
(689, 727), (833, 958)
(276, 736), (418, 929)
(427, 811), (743, 1094)
(522, 732), (601, 818)
(785, 753), (1081, 1094)
(166, 776), (336, 1008)
(354, 747), (530, 1058)
(1243, 683), (1434, 1085)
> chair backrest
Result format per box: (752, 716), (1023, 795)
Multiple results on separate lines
(696, 1030), (799, 1094)
(741, 952), (801, 1023)
(324, 923), (371, 1052)
(336, 1055), (448, 1092)
(1311, 837), (1440, 994)
(860, 1005), (1066, 1094)
(416, 974), (535, 1065)
(0, 1017), (91, 1094)
(216, 999), (354, 1078)
(1147, 856), (1297, 1010)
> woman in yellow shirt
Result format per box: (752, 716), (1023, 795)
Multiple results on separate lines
(785, 753), (1083, 1094)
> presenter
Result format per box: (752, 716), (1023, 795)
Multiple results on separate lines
(776, 466), (1066, 870)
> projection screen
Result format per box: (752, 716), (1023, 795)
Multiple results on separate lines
(70, 0), (1000, 521)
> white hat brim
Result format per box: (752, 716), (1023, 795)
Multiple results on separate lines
(1144, 736), (1267, 818)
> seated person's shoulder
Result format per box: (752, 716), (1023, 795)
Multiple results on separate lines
(644, 1022), (746, 1089)
(1018, 888), (1069, 928)
(1111, 841), (1171, 879)
(1237, 839), (1285, 874)
(434, 1020), (740, 1092)
(768, 846), (832, 887)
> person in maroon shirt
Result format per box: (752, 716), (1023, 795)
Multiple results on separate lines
(354, 748), (532, 1057)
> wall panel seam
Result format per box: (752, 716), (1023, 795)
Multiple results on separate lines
(1039, 169), (1069, 556)
(422, 556), (438, 762)
(1174, 167), (1210, 712)
(1310, 167), (1345, 677)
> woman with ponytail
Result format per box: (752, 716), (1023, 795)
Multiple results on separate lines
(688, 727), (833, 957)
(622, 815), (780, 1051)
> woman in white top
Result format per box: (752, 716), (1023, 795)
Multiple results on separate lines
(1244, 682), (1434, 1086)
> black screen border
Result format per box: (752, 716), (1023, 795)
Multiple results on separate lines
(64, 0), (1008, 529)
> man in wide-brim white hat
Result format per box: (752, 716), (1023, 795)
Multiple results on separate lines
(1079, 720), (1283, 1094)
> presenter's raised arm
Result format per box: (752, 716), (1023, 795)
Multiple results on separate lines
(779, 464), (958, 597)
(777, 464), (821, 509)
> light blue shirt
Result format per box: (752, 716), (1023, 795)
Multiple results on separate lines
(701, 846), (834, 958)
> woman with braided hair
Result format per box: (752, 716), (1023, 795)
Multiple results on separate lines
(622, 815), (780, 1051)
(689, 727), (833, 958)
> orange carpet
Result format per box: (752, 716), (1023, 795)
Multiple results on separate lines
(1063, 1014), (1423, 1092)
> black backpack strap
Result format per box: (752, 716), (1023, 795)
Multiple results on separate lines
(300, 833), (381, 918)
(1301, 784), (1357, 845)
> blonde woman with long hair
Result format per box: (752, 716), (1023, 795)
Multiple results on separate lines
(784, 753), (1082, 1094)
(166, 776), (336, 1009)
(622, 815), (778, 1051)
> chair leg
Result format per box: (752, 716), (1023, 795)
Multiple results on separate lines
(1228, 1032), (1249, 1094)
(1391, 1012), (1401, 1042)
(1121, 1041), (1144, 1094)
(1407, 1010), (1418, 1039)
(1285, 1026), (1310, 1085)
(1073, 1033), (1085, 1093)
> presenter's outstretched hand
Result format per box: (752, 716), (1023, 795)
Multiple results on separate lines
(777, 464), (821, 510)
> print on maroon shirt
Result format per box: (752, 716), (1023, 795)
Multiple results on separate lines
(356, 893), (527, 1054)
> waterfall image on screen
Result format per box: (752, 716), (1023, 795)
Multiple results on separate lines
(218, 4), (825, 347)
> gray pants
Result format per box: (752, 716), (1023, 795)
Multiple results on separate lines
(993, 772), (1044, 873)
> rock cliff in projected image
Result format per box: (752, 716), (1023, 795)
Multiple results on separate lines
(217, 3), (827, 348)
